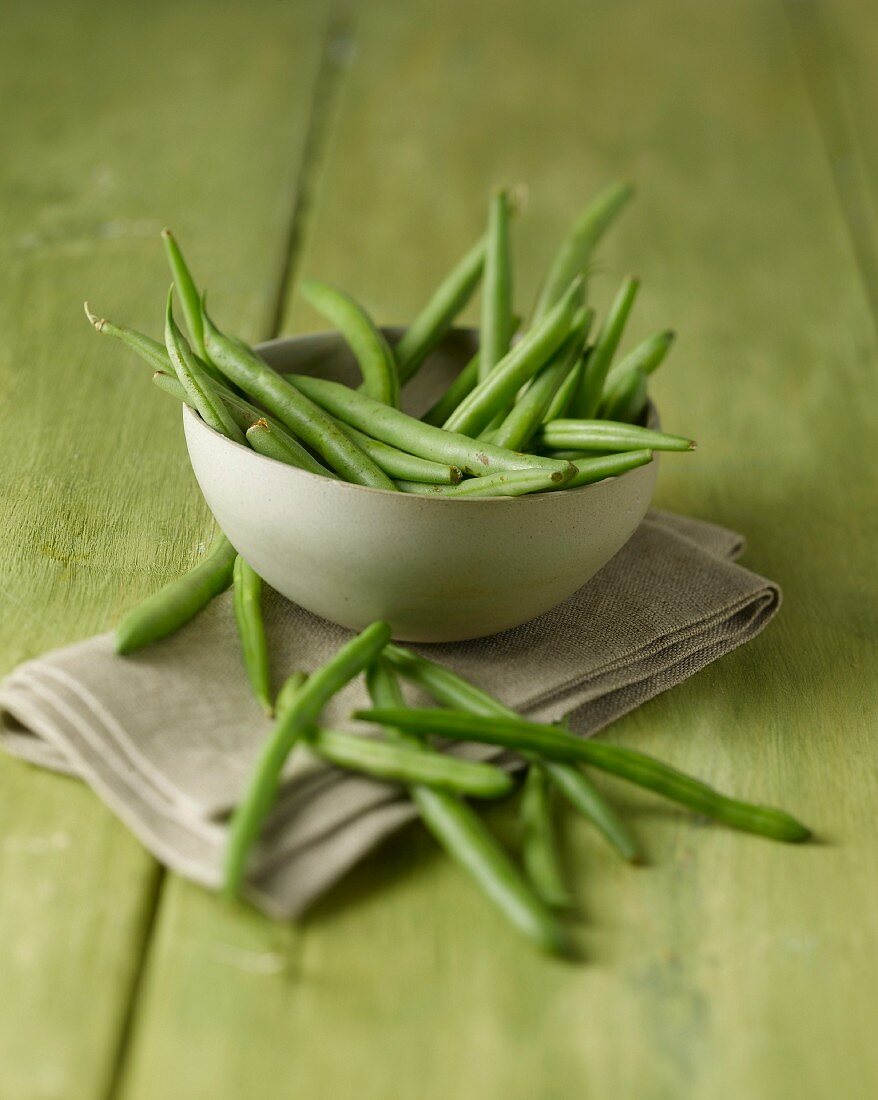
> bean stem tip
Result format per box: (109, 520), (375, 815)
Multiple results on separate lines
(83, 301), (105, 332)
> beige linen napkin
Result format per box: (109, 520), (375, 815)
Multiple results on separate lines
(0, 510), (779, 917)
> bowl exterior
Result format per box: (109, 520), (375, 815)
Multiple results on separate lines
(184, 331), (657, 641)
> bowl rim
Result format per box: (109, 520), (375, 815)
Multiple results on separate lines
(182, 330), (657, 507)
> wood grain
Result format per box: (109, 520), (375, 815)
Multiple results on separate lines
(114, 2), (878, 1099)
(0, 1), (328, 1096)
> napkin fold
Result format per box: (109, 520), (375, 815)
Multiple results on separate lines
(0, 510), (779, 917)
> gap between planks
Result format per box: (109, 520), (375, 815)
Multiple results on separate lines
(101, 9), (358, 1099)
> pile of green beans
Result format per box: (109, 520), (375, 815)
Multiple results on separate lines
(89, 183), (694, 506)
(80, 187), (798, 959)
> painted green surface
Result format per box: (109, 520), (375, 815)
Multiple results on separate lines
(2, 1), (877, 1098)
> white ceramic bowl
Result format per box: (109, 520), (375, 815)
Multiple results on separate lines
(184, 328), (658, 641)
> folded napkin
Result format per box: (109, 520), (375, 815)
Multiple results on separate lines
(0, 510), (779, 917)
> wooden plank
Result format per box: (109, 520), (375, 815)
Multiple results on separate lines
(785, 0), (878, 322)
(0, 2), (328, 1097)
(118, 1), (878, 1099)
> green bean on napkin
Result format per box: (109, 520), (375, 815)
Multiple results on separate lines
(366, 659), (571, 956)
(382, 645), (638, 859)
(224, 621), (392, 897)
(232, 556), (273, 717)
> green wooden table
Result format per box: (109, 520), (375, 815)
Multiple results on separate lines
(3, 2), (877, 1097)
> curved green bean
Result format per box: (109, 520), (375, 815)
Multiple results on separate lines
(394, 236), (485, 384)
(355, 708), (812, 844)
(443, 278), (583, 438)
(492, 308), (593, 451)
(224, 621), (392, 897)
(233, 556), (272, 717)
(602, 329), (675, 398)
(479, 189), (513, 381)
(165, 290), (245, 443)
(161, 228), (207, 360)
(572, 275), (640, 418)
(396, 465), (571, 497)
(290, 374), (572, 478)
(365, 659), (571, 956)
(116, 533), (237, 655)
(306, 726), (513, 798)
(539, 419), (694, 452)
(202, 306), (395, 490)
(601, 365), (648, 424)
(300, 278), (399, 407)
(85, 303), (168, 372)
(521, 764), (573, 910)
(532, 181), (634, 322)
(543, 759), (637, 862)
(334, 421), (462, 484)
(381, 644), (631, 860)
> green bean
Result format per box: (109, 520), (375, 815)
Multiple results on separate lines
(161, 228), (207, 361)
(543, 759), (637, 862)
(572, 275), (640, 418)
(539, 419), (694, 452)
(396, 466), (571, 497)
(165, 290), (245, 443)
(546, 449), (653, 490)
(243, 419), (328, 476)
(601, 366), (648, 424)
(443, 278), (583, 438)
(87, 303), (229, 386)
(540, 355), (584, 424)
(366, 659), (571, 956)
(421, 350), (480, 426)
(224, 621), (392, 896)
(381, 644), (632, 860)
(521, 764), (573, 910)
(492, 308), (593, 451)
(479, 189), (513, 381)
(233, 556), (273, 717)
(305, 726), (513, 798)
(152, 370), (336, 478)
(85, 303), (168, 372)
(394, 236), (485, 384)
(601, 329), (675, 398)
(116, 533), (237, 655)
(355, 708), (812, 844)
(300, 278), (400, 407)
(421, 315), (524, 428)
(202, 306), (395, 490)
(334, 421), (462, 484)
(290, 374), (573, 478)
(532, 181), (634, 322)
